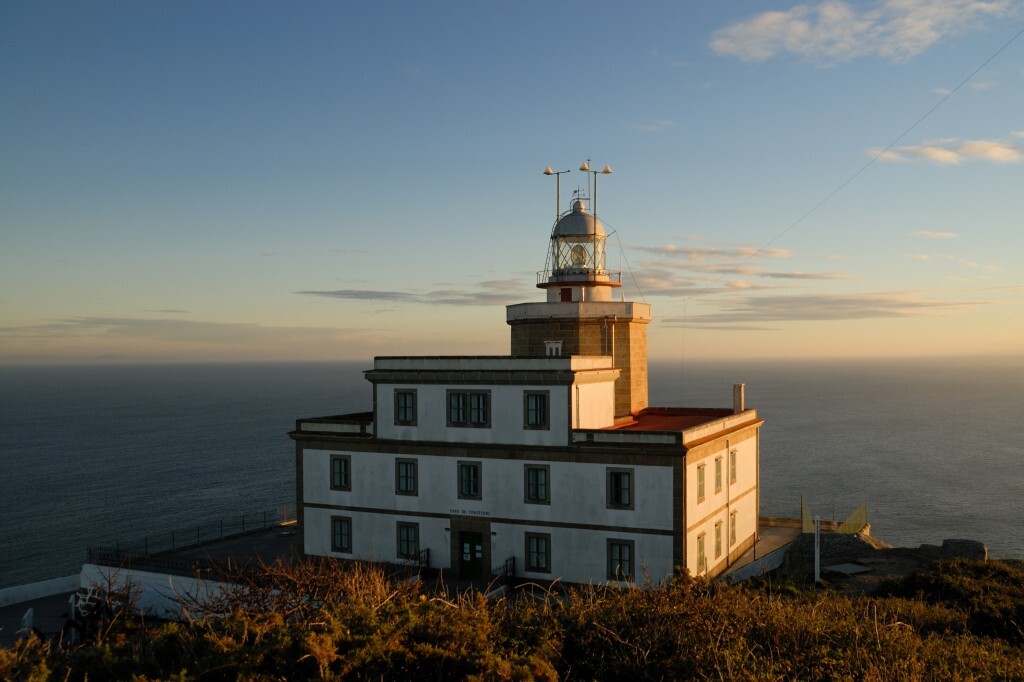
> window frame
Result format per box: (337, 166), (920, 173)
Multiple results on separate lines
(330, 454), (351, 492)
(331, 515), (352, 553)
(397, 522), (420, 559)
(524, 464), (550, 505)
(730, 512), (737, 547)
(697, 533), (706, 572)
(394, 389), (417, 426)
(715, 521), (723, 559)
(607, 539), (636, 581)
(523, 390), (550, 430)
(525, 532), (551, 573)
(395, 458), (418, 496)
(446, 389), (491, 428)
(606, 467), (635, 510)
(715, 457), (723, 494)
(697, 464), (706, 503)
(457, 460), (482, 500)
(729, 449), (737, 484)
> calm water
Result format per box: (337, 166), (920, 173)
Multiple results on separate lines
(1, 357), (1022, 588)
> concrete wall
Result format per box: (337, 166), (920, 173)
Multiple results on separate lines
(0, 575), (79, 608)
(80, 564), (231, 620)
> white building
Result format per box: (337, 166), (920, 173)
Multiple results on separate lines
(290, 186), (762, 584)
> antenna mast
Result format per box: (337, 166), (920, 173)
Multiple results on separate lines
(543, 166), (571, 224)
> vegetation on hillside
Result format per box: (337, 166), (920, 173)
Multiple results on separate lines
(2, 558), (1023, 680)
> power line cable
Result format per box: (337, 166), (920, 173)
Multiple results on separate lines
(678, 22), (1024, 304)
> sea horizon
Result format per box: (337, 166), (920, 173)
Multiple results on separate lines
(2, 356), (1021, 588)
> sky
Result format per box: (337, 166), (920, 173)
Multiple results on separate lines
(1, 1), (1022, 364)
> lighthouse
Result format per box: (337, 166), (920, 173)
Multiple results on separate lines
(507, 172), (650, 419)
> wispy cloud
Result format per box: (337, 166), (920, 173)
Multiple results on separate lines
(634, 244), (793, 260)
(710, 0), (1012, 65)
(910, 253), (999, 272)
(869, 133), (1023, 165)
(911, 230), (958, 239)
(0, 317), (361, 344)
(631, 242), (845, 290)
(649, 47), (690, 69)
(297, 279), (528, 307)
(662, 291), (987, 327)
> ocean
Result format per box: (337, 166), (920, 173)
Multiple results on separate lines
(1, 357), (1022, 588)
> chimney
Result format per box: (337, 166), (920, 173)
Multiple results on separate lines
(733, 383), (746, 414)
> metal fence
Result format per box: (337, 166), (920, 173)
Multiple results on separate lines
(799, 496), (868, 534)
(87, 504), (296, 567)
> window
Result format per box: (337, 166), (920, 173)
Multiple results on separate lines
(729, 449), (737, 484)
(447, 390), (490, 428)
(394, 389), (417, 426)
(331, 516), (351, 553)
(525, 533), (551, 572)
(395, 458), (418, 495)
(697, 534), (706, 572)
(606, 468), (634, 509)
(458, 461), (481, 500)
(607, 539), (635, 581)
(330, 455), (351, 491)
(397, 522), (419, 559)
(715, 457), (723, 494)
(697, 465), (706, 503)
(715, 521), (723, 558)
(730, 512), (737, 546)
(524, 391), (550, 430)
(524, 465), (550, 504)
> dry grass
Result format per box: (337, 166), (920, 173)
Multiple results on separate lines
(2, 558), (1022, 680)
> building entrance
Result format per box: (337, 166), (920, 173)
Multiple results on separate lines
(459, 531), (484, 579)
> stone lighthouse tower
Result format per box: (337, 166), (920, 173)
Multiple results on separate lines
(506, 167), (651, 419)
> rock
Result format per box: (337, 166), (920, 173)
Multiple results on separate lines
(940, 539), (988, 561)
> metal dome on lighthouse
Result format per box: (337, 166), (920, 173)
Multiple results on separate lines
(538, 162), (622, 303)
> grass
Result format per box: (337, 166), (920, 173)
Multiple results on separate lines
(2, 558), (1023, 680)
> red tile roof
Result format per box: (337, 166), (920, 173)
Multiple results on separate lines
(608, 407), (735, 432)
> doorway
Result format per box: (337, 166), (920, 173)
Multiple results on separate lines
(459, 532), (484, 579)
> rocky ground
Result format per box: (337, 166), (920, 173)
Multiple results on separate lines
(776, 529), (990, 595)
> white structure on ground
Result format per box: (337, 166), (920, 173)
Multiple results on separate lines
(291, 174), (762, 583)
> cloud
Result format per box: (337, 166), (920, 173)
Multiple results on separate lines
(662, 291), (987, 327)
(0, 317), (359, 345)
(710, 0), (1012, 65)
(910, 253), (999, 271)
(631, 119), (676, 133)
(911, 230), (958, 239)
(759, 271), (849, 280)
(870, 134), (1023, 165)
(649, 47), (690, 69)
(144, 309), (189, 314)
(635, 244), (793, 260)
(628, 241), (849, 293)
(297, 279), (529, 307)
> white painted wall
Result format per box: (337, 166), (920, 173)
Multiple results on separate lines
(376, 383), (571, 446)
(684, 432), (759, 577)
(303, 449), (675, 580)
(571, 380), (616, 428)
